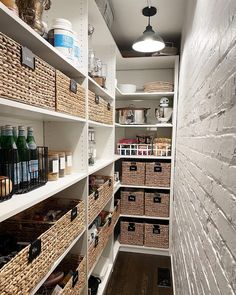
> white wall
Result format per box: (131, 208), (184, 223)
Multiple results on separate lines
(172, 0), (236, 294)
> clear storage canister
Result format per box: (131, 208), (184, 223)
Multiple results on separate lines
(58, 152), (65, 178)
(65, 152), (73, 175)
(48, 152), (59, 181)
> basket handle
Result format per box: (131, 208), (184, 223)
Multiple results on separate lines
(95, 94), (100, 104)
(153, 225), (161, 234)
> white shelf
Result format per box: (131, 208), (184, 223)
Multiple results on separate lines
(116, 155), (172, 160)
(115, 123), (173, 128)
(0, 3), (86, 80)
(113, 240), (120, 261)
(0, 172), (87, 223)
(30, 229), (86, 295)
(0, 97), (87, 123)
(116, 87), (174, 100)
(120, 184), (171, 190)
(113, 181), (121, 194)
(88, 158), (115, 175)
(97, 263), (113, 295)
(120, 214), (170, 220)
(119, 243), (170, 256)
(88, 76), (114, 101)
(88, 120), (113, 128)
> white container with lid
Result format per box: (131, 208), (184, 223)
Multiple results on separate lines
(50, 18), (74, 61)
(72, 30), (80, 67)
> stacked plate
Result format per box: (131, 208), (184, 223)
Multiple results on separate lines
(143, 81), (174, 92)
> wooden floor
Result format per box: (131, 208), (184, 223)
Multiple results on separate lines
(105, 252), (173, 295)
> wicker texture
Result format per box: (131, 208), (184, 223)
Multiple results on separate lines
(121, 189), (144, 216)
(103, 101), (113, 125)
(120, 221), (144, 246)
(61, 255), (86, 295)
(145, 162), (171, 187)
(121, 161), (145, 186)
(56, 70), (86, 118)
(88, 221), (112, 272)
(0, 32), (55, 110)
(144, 223), (169, 248)
(144, 192), (170, 217)
(0, 199), (85, 295)
(88, 90), (103, 122)
(143, 81), (174, 92)
(88, 176), (113, 224)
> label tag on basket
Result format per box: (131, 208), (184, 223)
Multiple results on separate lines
(28, 239), (41, 263)
(94, 190), (99, 200)
(154, 163), (162, 172)
(71, 207), (78, 221)
(21, 46), (35, 70)
(108, 216), (112, 226)
(70, 79), (77, 94)
(108, 178), (112, 187)
(95, 94), (100, 104)
(154, 194), (161, 203)
(72, 270), (79, 288)
(153, 225), (160, 234)
(128, 195), (136, 202)
(107, 103), (111, 111)
(128, 223), (135, 231)
(95, 235), (99, 247)
(130, 165), (137, 171)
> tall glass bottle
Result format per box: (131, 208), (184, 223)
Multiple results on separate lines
(27, 127), (38, 183)
(16, 126), (30, 189)
(1, 125), (20, 187)
(13, 126), (18, 143)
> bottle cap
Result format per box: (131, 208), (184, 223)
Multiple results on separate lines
(27, 127), (34, 132)
(18, 126), (25, 131)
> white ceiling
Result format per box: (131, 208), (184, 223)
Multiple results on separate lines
(110, 0), (186, 50)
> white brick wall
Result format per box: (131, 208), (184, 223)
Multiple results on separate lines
(172, 0), (236, 294)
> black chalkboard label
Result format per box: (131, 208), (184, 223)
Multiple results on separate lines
(154, 194), (161, 203)
(72, 270), (79, 288)
(108, 217), (112, 226)
(108, 178), (112, 187)
(28, 239), (41, 263)
(128, 195), (136, 202)
(94, 190), (99, 200)
(95, 235), (99, 247)
(130, 165), (137, 171)
(71, 207), (78, 221)
(107, 103), (111, 111)
(153, 225), (160, 234)
(154, 165), (162, 172)
(95, 95), (100, 104)
(21, 46), (35, 70)
(128, 223), (135, 231)
(70, 79), (77, 93)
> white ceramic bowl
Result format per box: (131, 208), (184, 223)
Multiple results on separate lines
(118, 83), (136, 93)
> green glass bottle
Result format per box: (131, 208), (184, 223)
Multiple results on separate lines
(13, 126), (18, 143)
(27, 127), (38, 182)
(2, 125), (20, 186)
(16, 126), (30, 188)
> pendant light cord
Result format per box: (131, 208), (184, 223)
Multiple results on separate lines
(147, 0), (151, 8)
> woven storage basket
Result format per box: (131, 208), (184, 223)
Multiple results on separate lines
(120, 221), (144, 246)
(121, 189), (144, 216)
(88, 221), (111, 272)
(88, 176), (113, 224)
(0, 198), (85, 295)
(103, 101), (113, 125)
(88, 90), (104, 122)
(121, 161), (145, 186)
(144, 223), (169, 248)
(55, 70), (86, 118)
(60, 255), (86, 295)
(144, 191), (170, 217)
(0, 32), (55, 110)
(145, 162), (171, 187)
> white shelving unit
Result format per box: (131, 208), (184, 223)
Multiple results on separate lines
(114, 55), (179, 257)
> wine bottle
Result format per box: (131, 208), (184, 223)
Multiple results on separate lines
(26, 127), (38, 183)
(16, 126), (30, 189)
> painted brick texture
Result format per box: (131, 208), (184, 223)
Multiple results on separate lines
(172, 0), (236, 294)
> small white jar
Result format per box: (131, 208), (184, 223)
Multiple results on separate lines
(72, 30), (80, 67)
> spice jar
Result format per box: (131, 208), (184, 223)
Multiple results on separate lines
(65, 152), (73, 175)
(48, 152), (59, 181)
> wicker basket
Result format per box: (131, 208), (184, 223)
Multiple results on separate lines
(121, 189), (144, 216)
(120, 221), (144, 246)
(144, 223), (169, 248)
(121, 161), (145, 186)
(60, 255), (86, 295)
(0, 198), (85, 295)
(145, 162), (171, 187)
(56, 70), (86, 118)
(88, 220), (111, 272)
(88, 90), (104, 123)
(88, 176), (113, 224)
(0, 32), (55, 110)
(144, 191), (170, 217)
(103, 101), (113, 125)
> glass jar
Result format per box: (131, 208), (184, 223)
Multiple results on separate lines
(48, 152), (59, 181)
(65, 151), (73, 175)
(58, 152), (65, 178)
